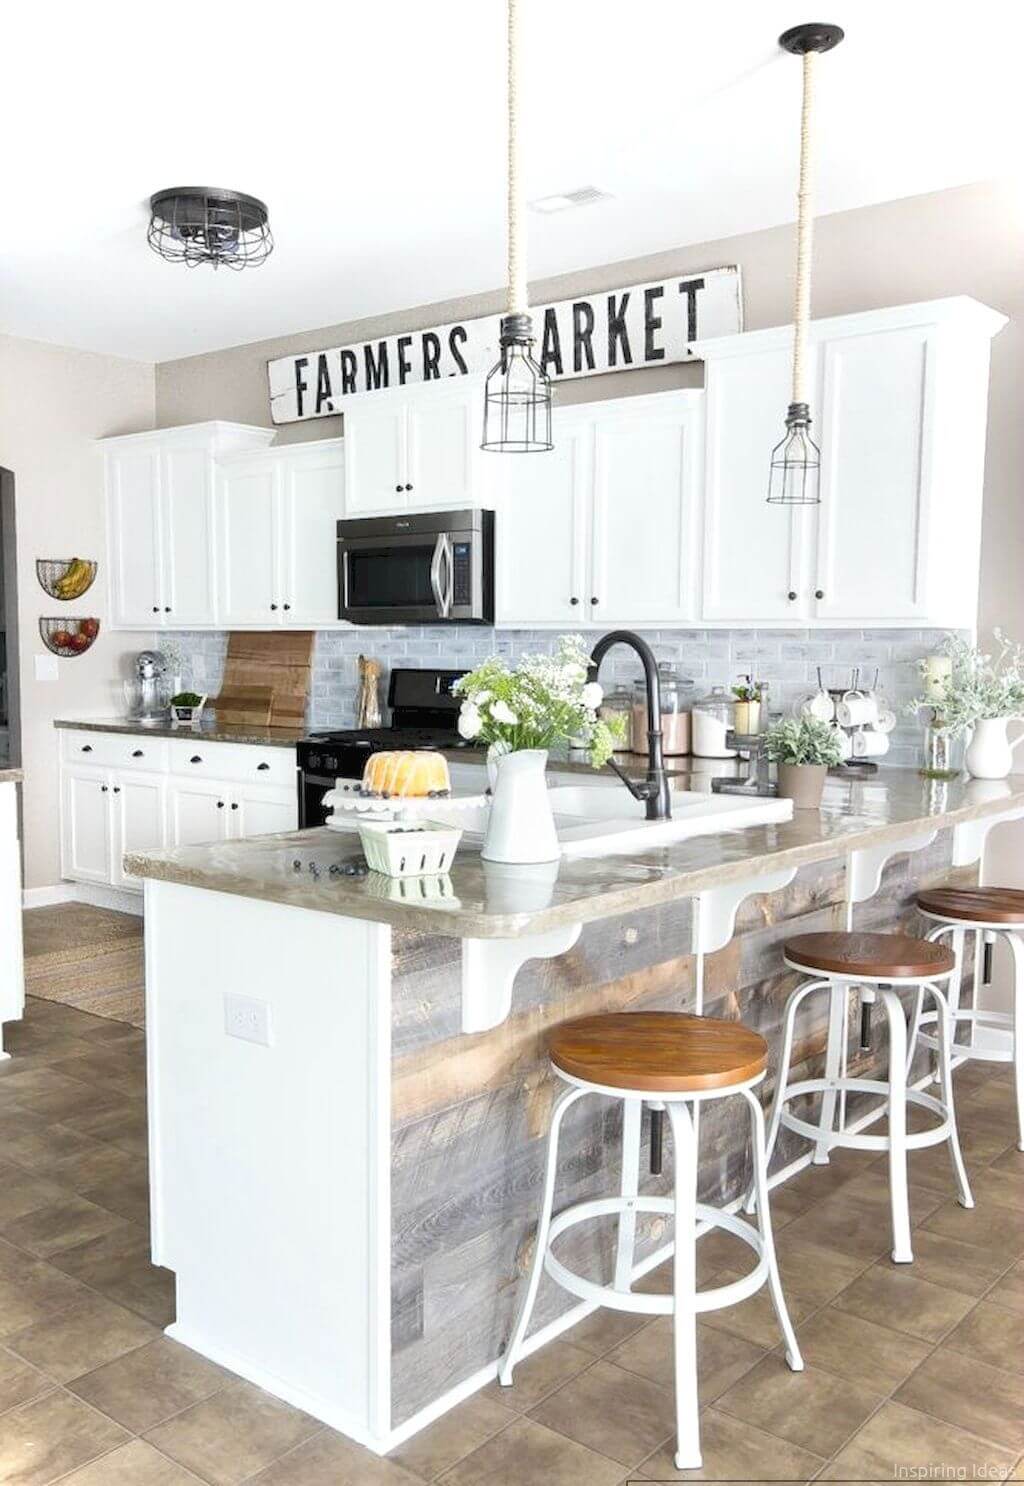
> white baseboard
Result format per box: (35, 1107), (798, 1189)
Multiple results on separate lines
(23, 881), (143, 916)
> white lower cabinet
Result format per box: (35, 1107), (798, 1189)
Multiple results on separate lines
(60, 732), (298, 894)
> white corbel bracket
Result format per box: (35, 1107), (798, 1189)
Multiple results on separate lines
(693, 867), (799, 957)
(952, 805), (1024, 868)
(846, 830), (937, 910)
(461, 923), (583, 1033)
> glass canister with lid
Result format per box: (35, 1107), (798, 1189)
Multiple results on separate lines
(630, 665), (694, 757)
(598, 687), (634, 755)
(691, 685), (739, 758)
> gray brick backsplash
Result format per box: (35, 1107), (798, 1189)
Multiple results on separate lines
(164, 624), (952, 762)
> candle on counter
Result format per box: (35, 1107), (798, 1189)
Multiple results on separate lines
(922, 654), (952, 702)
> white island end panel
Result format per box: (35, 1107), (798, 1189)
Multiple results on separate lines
(144, 879), (393, 1446)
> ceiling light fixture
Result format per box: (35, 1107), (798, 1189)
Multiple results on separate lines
(767, 21), (844, 505)
(481, 0), (553, 454)
(147, 187), (273, 270)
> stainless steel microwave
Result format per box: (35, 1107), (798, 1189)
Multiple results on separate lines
(337, 509), (494, 625)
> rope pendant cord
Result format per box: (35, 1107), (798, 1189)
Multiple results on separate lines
(791, 48), (816, 407)
(506, 0), (526, 317)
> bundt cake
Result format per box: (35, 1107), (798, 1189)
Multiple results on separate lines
(361, 750), (451, 798)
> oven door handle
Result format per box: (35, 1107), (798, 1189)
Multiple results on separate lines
(430, 532), (454, 619)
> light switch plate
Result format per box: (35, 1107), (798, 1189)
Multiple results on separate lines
(34, 653), (59, 681)
(223, 993), (273, 1046)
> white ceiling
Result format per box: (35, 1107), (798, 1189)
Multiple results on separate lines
(1, 0), (1019, 363)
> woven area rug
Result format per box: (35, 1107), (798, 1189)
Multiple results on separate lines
(22, 903), (145, 1027)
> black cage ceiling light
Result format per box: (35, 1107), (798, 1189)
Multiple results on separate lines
(481, 0), (553, 453)
(767, 22), (844, 505)
(147, 187), (274, 270)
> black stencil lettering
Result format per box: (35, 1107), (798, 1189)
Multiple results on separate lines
(678, 277), (706, 342)
(314, 353), (333, 413)
(607, 293), (632, 366)
(540, 307), (564, 376)
(396, 335), (413, 385)
(644, 287), (665, 361)
(364, 341), (390, 390)
(572, 302), (596, 373)
(422, 332), (442, 380)
(293, 357), (309, 418)
(448, 325), (469, 375)
(340, 349), (357, 394)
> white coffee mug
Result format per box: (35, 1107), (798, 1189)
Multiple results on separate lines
(837, 690), (878, 728)
(875, 706), (897, 735)
(852, 727), (888, 759)
(834, 727), (854, 761)
(802, 689), (835, 723)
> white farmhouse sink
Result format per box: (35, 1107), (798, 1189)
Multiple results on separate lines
(546, 785), (793, 857)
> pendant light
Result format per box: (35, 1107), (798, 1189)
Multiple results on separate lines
(767, 22), (844, 505)
(481, 0), (553, 453)
(147, 188), (273, 270)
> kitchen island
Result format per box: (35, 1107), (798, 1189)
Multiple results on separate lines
(128, 770), (1024, 1454)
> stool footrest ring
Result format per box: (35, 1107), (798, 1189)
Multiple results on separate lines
(543, 1196), (768, 1317)
(779, 1076), (952, 1152)
(916, 1008), (1014, 1065)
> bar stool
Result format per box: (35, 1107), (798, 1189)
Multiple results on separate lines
(753, 932), (972, 1264)
(498, 1011), (803, 1472)
(915, 887), (1024, 1151)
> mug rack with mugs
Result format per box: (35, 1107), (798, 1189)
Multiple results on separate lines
(797, 667), (896, 776)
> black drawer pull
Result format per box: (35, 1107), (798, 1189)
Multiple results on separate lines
(815, 588), (825, 600)
(81, 744), (93, 753)
(190, 755), (202, 764)
(230, 802), (239, 810)
(112, 786), (121, 794)
(283, 603), (291, 612)
(101, 784), (108, 793)
(257, 762), (270, 771)
(788, 590), (798, 601)
(132, 749), (143, 758)
(217, 800), (225, 809)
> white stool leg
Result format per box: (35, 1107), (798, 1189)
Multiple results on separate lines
(741, 1086), (803, 1371)
(971, 929), (984, 1051)
(814, 980), (847, 1164)
(499, 1084), (588, 1385)
(879, 987), (913, 1264)
(744, 979), (827, 1213)
(927, 980), (973, 1209)
(1007, 931), (1024, 1152)
(906, 986), (925, 1080)
(665, 1100), (700, 1472)
(613, 1099), (642, 1292)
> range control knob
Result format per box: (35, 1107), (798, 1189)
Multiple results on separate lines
(308, 753), (321, 770)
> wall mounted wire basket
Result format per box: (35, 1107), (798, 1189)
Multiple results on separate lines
(36, 558), (98, 601)
(39, 617), (100, 657)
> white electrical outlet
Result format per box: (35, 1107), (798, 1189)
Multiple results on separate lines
(223, 993), (273, 1046)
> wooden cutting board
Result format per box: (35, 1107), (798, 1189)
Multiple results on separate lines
(214, 631), (315, 729)
(212, 686), (274, 727)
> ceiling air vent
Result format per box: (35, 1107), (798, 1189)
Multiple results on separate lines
(529, 187), (613, 214)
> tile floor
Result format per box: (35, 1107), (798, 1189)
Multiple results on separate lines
(1, 994), (1023, 1484)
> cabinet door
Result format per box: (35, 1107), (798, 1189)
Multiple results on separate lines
(702, 346), (807, 622)
(162, 445), (216, 625)
(343, 404), (407, 513)
(168, 779), (232, 847)
(406, 392), (476, 508)
(590, 407), (700, 624)
(216, 460), (282, 625)
(231, 785), (298, 839)
(813, 328), (930, 621)
(61, 768), (112, 883)
(495, 421), (590, 624)
(112, 772), (167, 888)
(107, 448), (163, 626)
(280, 448), (345, 625)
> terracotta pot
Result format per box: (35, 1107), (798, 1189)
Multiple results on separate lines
(776, 762), (827, 810)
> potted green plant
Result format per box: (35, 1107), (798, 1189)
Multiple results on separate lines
(764, 716), (843, 809)
(169, 691), (207, 728)
(732, 676), (767, 735)
(908, 630), (1024, 780)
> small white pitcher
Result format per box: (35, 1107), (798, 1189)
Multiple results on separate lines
(964, 717), (1024, 780)
(482, 748), (560, 864)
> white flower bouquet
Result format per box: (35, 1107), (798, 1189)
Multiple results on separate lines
(909, 630), (1024, 736)
(452, 635), (616, 768)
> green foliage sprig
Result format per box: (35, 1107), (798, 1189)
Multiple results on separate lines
(763, 716), (844, 767)
(908, 631), (1024, 737)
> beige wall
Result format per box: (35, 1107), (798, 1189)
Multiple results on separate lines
(0, 335), (155, 889)
(157, 178), (1024, 646)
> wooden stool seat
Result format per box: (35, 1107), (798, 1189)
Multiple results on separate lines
(918, 886), (1024, 925)
(784, 931), (956, 980)
(547, 1011), (767, 1094)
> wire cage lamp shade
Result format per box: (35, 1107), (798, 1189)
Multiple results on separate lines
(147, 187), (273, 270)
(482, 313), (553, 452)
(767, 401), (821, 505)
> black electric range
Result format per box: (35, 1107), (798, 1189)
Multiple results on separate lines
(297, 666), (469, 827)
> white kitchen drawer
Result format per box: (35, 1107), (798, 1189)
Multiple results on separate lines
(61, 730), (170, 772)
(166, 738), (296, 789)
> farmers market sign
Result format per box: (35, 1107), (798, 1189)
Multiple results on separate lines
(267, 267), (742, 424)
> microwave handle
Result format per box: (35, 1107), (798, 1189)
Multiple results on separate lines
(430, 532), (453, 619)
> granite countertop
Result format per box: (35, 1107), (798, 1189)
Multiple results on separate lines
(125, 770), (1024, 939)
(54, 718), (306, 749)
(0, 768), (23, 785)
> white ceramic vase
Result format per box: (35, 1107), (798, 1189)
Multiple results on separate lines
(964, 717), (1024, 780)
(482, 748), (560, 864)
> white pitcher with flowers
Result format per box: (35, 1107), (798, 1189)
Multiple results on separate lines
(909, 630), (1024, 780)
(452, 636), (615, 864)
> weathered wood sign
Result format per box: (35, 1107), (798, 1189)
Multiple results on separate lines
(267, 266), (742, 424)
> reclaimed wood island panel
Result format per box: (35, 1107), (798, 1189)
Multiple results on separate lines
(126, 772), (1024, 1453)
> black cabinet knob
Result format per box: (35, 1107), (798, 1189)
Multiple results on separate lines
(112, 786), (121, 794)
(101, 784), (108, 793)
(283, 603), (291, 611)
(132, 749), (143, 758)
(230, 802), (239, 810)
(788, 590), (798, 601)
(395, 484), (403, 493)
(590, 596), (599, 606)
(570, 597), (579, 606)
(270, 603), (278, 611)
(152, 606), (159, 613)
(257, 762), (270, 771)
(190, 755), (202, 764)
(815, 588), (825, 600)
(217, 800), (225, 809)
(81, 744), (92, 753)
(404, 483), (413, 492)
(164, 606), (171, 613)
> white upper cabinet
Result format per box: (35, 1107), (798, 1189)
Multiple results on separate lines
(496, 391), (702, 627)
(102, 423), (274, 630)
(216, 440), (345, 627)
(344, 379), (481, 514)
(696, 298), (1005, 627)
